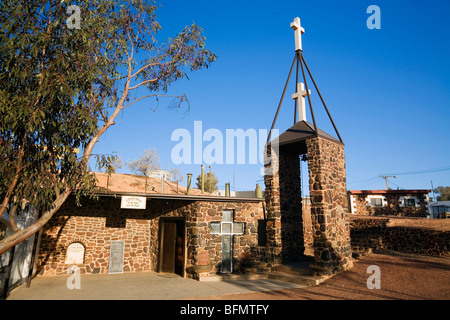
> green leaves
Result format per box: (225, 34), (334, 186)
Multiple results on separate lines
(138, 22), (217, 93)
(0, 0), (216, 216)
(1, 0), (112, 211)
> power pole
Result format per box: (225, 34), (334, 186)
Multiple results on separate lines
(431, 180), (435, 202)
(379, 175), (397, 190)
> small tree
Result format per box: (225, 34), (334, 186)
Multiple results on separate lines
(170, 167), (184, 183)
(127, 148), (160, 192)
(196, 171), (219, 193)
(434, 186), (450, 201)
(0, 0), (216, 254)
(127, 148), (160, 176)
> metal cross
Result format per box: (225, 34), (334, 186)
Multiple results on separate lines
(292, 82), (311, 122)
(290, 17), (305, 52)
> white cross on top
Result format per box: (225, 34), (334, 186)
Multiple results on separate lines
(292, 82), (311, 122)
(290, 17), (305, 51)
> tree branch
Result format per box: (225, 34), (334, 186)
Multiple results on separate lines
(121, 93), (183, 109)
(9, 205), (20, 232)
(0, 188), (72, 255)
(127, 77), (158, 90)
(130, 62), (163, 79)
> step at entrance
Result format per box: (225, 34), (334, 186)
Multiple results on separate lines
(268, 262), (330, 286)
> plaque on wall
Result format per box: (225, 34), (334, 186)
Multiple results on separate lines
(121, 196), (146, 209)
(108, 240), (125, 274)
(65, 243), (85, 264)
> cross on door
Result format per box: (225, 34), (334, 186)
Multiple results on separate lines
(210, 210), (244, 273)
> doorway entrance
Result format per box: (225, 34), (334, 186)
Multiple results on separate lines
(159, 219), (185, 276)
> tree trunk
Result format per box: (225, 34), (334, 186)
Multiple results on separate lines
(0, 188), (71, 255)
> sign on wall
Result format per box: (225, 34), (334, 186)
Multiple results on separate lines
(120, 196), (146, 209)
(65, 243), (85, 265)
(108, 240), (125, 274)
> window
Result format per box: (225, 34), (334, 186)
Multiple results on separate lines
(222, 210), (233, 222)
(222, 222), (232, 234)
(404, 198), (416, 207)
(370, 198), (383, 207)
(210, 222), (221, 234)
(257, 219), (267, 246)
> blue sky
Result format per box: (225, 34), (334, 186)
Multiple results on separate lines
(92, 0), (450, 196)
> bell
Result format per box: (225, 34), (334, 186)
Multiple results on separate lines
(301, 154), (308, 162)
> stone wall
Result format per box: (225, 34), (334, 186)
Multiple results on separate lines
(263, 145), (307, 266)
(189, 201), (264, 278)
(263, 135), (352, 275)
(37, 195), (264, 277)
(350, 216), (450, 257)
(306, 137), (353, 275)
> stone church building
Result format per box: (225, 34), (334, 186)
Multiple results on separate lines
(30, 16), (355, 282)
(36, 173), (266, 279)
(36, 117), (354, 279)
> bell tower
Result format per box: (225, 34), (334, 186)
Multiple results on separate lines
(264, 17), (353, 275)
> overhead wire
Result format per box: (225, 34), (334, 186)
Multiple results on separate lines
(380, 165), (450, 176)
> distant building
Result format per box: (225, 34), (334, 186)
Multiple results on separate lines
(428, 201), (450, 219)
(147, 169), (173, 182)
(348, 189), (431, 217)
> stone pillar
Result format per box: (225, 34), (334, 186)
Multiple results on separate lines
(306, 137), (353, 275)
(264, 146), (282, 266)
(264, 145), (304, 266)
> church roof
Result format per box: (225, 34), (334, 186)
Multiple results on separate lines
(91, 172), (263, 202)
(271, 120), (343, 153)
(94, 172), (202, 195)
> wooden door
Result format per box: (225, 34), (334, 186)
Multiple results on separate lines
(161, 221), (176, 273)
(160, 220), (185, 276)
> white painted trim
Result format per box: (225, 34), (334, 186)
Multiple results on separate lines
(350, 195), (357, 214)
(366, 195), (387, 207)
(399, 196), (419, 208)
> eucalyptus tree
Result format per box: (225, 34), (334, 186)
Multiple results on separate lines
(0, 0), (216, 254)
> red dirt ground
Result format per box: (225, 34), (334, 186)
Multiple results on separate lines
(193, 251), (450, 300)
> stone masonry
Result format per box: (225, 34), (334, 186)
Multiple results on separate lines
(350, 216), (450, 257)
(263, 145), (308, 266)
(349, 190), (430, 217)
(37, 195), (264, 278)
(306, 137), (353, 275)
(264, 135), (353, 276)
